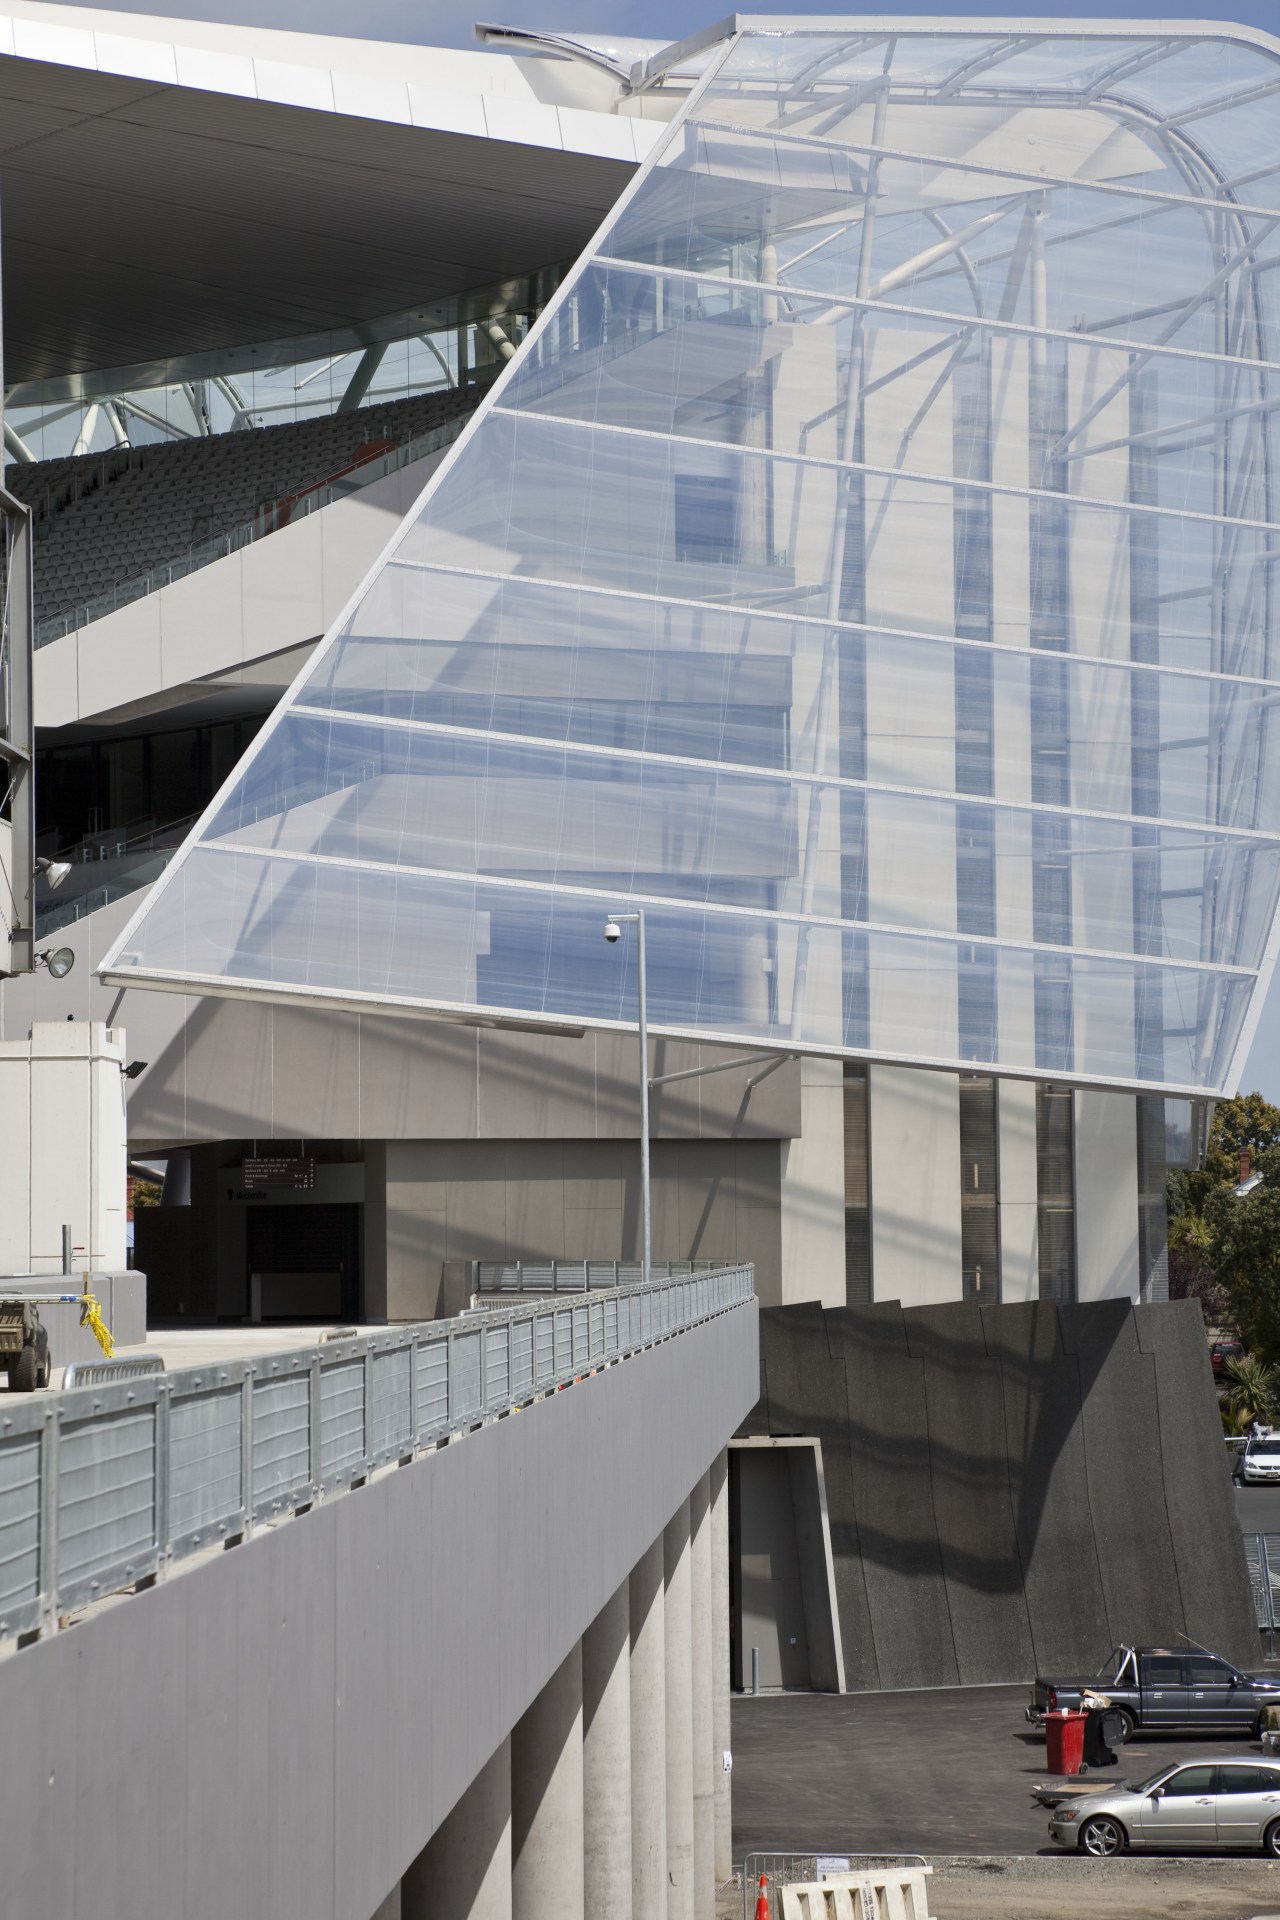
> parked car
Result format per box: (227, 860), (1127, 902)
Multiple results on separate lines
(1236, 1434), (1280, 1484)
(1212, 1339), (1246, 1379)
(1047, 1758), (1280, 1856)
(1027, 1645), (1280, 1738)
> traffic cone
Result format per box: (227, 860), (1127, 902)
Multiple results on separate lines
(754, 1872), (770, 1920)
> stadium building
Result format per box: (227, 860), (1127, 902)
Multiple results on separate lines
(4, 9), (1279, 1325)
(0, 12), (1275, 1916)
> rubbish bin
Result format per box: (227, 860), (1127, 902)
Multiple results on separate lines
(1083, 1707), (1121, 1768)
(1044, 1709), (1087, 1775)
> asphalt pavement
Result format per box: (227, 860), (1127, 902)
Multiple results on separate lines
(1236, 1485), (1280, 1533)
(730, 1685), (1263, 1859)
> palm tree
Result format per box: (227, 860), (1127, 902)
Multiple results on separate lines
(1222, 1352), (1280, 1433)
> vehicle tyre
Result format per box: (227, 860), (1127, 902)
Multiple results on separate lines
(10, 1343), (37, 1394)
(1265, 1820), (1280, 1858)
(1079, 1816), (1126, 1859)
(34, 1330), (50, 1391)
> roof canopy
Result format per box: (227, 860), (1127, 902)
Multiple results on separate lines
(100, 19), (1280, 1097)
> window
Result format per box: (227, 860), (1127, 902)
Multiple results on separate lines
(1218, 1767), (1277, 1795)
(844, 1064), (871, 1307)
(1187, 1656), (1232, 1687)
(674, 474), (739, 564)
(1142, 1655), (1184, 1685)
(1162, 1766), (1217, 1797)
(1036, 1085), (1075, 1303)
(959, 1074), (999, 1301)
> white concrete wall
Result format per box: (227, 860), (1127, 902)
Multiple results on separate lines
(997, 1077), (1038, 1304)
(1073, 1088), (1140, 1303)
(34, 445), (450, 730)
(867, 1063), (963, 1308)
(0, 1019), (128, 1273)
(778, 1056), (845, 1308)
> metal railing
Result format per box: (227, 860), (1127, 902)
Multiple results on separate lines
(0, 1264), (753, 1645)
(474, 1257), (724, 1296)
(33, 411), (470, 649)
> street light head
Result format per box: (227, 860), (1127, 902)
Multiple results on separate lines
(603, 919), (621, 944)
(36, 946), (76, 979)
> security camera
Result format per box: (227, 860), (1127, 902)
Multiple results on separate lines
(603, 920), (621, 944)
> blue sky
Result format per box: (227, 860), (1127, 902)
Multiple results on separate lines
(37, 1), (1280, 50)
(40, 0), (1280, 1097)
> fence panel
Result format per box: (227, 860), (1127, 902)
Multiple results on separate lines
(168, 1381), (244, 1558)
(251, 1367), (312, 1520)
(451, 1329), (483, 1422)
(484, 1322), (511, 1410)
(56, 1387), (159, 1610)
(0, 1402), (45, 1637)
(319, 1358), (367, 1490)
(413, 1338), (448, 1441)
(370, 1345), (413, 1466)
(511, 1317), (535, 1400)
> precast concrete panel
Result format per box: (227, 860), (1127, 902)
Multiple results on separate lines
(0, 1300), (757, 1920)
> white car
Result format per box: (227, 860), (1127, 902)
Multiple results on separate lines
(1048, 1760), (1280, 1855)
(1238, 1436), (1280, 1483)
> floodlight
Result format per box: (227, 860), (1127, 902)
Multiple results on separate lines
(36, 857), (72, 890)
(36, 947), (75, 979)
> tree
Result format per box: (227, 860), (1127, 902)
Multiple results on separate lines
(1220, 1353), (1280, 1434)
(1204, 1146), (1280, 1363)
(1184, 1091), (1280, 1213)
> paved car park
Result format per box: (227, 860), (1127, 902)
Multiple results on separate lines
(730, 1684), (1268, 1858)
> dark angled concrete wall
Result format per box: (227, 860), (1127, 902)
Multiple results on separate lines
(744, 1298), (1256, 1689)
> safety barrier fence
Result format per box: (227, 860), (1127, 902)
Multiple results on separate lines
(0, 1263), (754, 1646)
(474, 1257), (724, 1295)
(741, 1853), (929, 1920)
(1243, 1533), (1280, 1648)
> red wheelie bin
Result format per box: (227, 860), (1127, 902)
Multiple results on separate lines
(1044, 1709), (1087, 1775)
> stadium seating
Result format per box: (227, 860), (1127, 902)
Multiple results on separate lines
(6, 385), (480, 627)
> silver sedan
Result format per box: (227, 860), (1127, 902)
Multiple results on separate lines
(1048, 1760), (1280, 1856)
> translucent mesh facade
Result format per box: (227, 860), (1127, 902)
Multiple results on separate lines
(101, 23), (1280, 1095)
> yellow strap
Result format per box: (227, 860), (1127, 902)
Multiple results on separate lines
(79, 1292), (114, 1359)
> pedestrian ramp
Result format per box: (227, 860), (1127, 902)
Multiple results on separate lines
(780, 1865), (936, 1920)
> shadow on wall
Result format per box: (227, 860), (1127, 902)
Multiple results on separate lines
(742, 1297), (1257, 1691)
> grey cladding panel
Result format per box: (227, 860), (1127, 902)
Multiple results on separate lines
(905, 1304), (1035, 1687)
(748, 1298), (1257, 1690)
(983, 1302), (1110, 1676)
(831, 1305), (956, 1691)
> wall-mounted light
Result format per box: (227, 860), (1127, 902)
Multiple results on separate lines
(35, 946), (75, 978)
(35, 856), (72, 890)
(121, 1060), (148, 1081)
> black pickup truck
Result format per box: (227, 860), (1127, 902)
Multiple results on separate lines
(1027, 1645), (1280, 1739)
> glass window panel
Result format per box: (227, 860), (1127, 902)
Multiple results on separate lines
(606, 129), (1272, 349)
(393, 411), (1279, 680)
(506, 264), (1271, 527)
(305, 570), (1280, 835)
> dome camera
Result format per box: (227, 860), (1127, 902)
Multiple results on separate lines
(603, 920), (621, 944)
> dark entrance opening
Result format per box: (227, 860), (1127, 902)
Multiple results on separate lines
(245, 1202), (360, 1322)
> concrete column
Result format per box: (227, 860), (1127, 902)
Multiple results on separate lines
(583, 1576), (632, 1919)
(1074, 1089), (1141, 1302)
(690, 1472), (715, 1918)
(710, 1451), (732, 1884)
(631, 1535), (667, 1920)
(402, 1737), (511, 1920)
(665, 1497), (695, 1920)
(868, 1064), (963, 1306)
(512, 1643), (584, 1920)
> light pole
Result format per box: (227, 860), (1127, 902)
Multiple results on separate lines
(604, 909), (650, 1286)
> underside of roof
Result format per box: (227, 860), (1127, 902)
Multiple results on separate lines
(0, 8), (654, 395)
